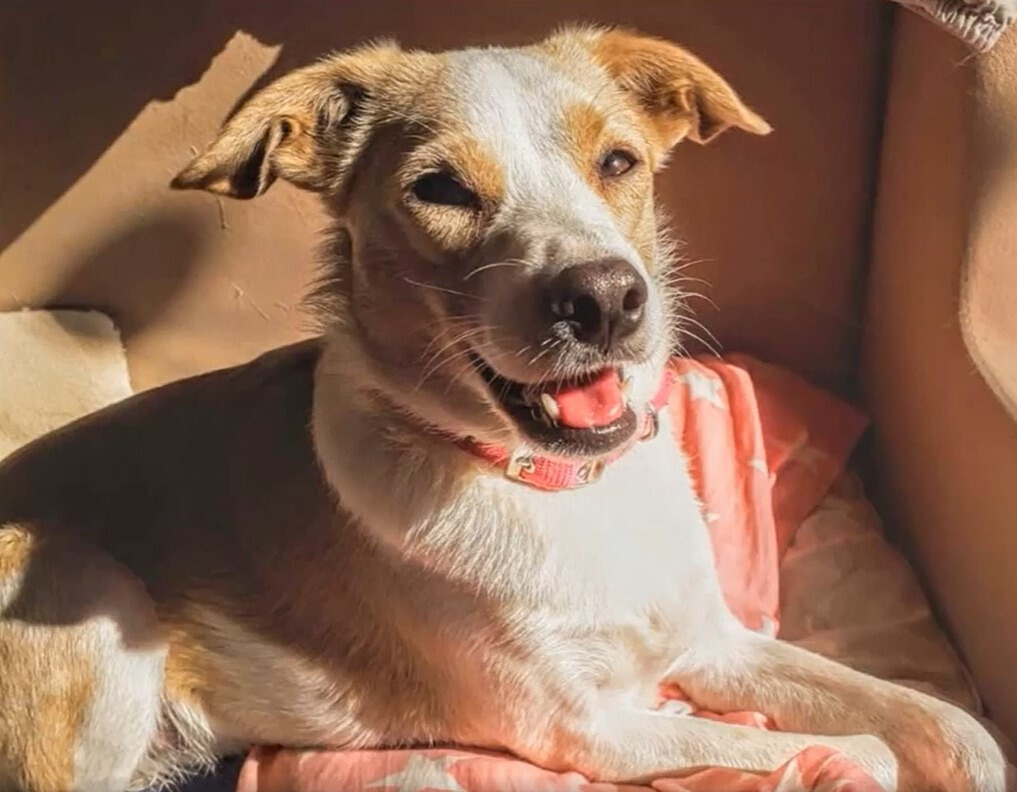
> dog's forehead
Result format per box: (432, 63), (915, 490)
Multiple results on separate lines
(445, 48), (604, 152)
(435, 46), (643, 254)
(450, 48), (593, 108)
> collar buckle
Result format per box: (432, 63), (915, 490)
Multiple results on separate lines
(504, 448), (536, 483)
(642, 403), (661, 441)
(574, 459), (604, 486)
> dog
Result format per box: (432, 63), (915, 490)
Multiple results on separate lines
(0, 26), (1008, 792)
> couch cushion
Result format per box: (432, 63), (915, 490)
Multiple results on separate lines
(863, 16), (1017, 741)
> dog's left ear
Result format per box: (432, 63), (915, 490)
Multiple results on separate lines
(172, 41), (402, 199)
(559, 27), (771, 151)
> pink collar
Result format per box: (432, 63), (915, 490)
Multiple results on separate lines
(458, 370), (674, 492)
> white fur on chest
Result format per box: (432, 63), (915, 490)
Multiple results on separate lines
(319, 384), (731, 689)
(510, 429), (719, 621)
(294, 365), (741, 747)
(467, 431), (730, 719)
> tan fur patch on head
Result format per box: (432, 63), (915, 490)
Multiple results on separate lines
(561, 102), (656, 262)
(561, 103), (609, 178)
(589, 29), (771, 148)
(445, 136), (505, 208)
(172, 42), (443, 201)
(395, 132), (505, 254)
(542, 26), (770, 154)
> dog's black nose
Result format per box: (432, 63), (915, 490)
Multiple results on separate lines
(545, 259), (648, 351)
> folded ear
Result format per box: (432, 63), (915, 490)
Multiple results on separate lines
(559, 27), (771, 151)
(171, 42), (401, 199)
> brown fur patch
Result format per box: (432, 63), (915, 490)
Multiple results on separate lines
(19, 651), (92, 792)
(561, 103), (608, 180)
(163, 624), (217, 709)
(445, 136), (505, 208)
(561, 102), (656, 262)
(171, 42), (442, 200)
(0, 525), (93, 792)
(586, 28), (771, 149)
(0, 524), (32, 582)
(393, 131), (505, 254)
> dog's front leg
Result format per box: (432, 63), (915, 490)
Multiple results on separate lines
(528, 705), (897, 789)
(669, 629), (1009, 792)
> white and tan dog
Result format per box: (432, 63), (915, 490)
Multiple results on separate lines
(0, 27), (1008, 792)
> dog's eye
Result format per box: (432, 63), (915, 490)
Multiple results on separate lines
(411, 172), (478, 208)
(599, 150), (638, 178)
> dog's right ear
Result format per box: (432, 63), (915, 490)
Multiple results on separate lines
(171, 42), (401, 199)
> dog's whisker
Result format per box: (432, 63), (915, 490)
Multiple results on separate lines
(675, 325), (721, 359)
(677, 313), (721, 349)
(667, 274), (714, 291)
(417, 330), (513, 391)
(418, 334), (482, 379)
(415, 327), (492, 389)
(526, 339), (565, 380)
(417, 318), (487, 360)
(402, 277), (487, 302)
(379, 106), (446, 138)
(463, 260), (527, 281)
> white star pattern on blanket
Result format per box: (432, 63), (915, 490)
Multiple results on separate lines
(789, 443), (829, 473)
(366, 754), (467, 792)
(772, 759), (804, 792)
(678, 371), (726, 408)
(755, 614), (778, 638)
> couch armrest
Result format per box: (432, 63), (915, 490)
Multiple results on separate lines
(863, 14), (1017, 739)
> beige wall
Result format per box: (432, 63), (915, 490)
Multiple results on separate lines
(0, 1), (888, 392)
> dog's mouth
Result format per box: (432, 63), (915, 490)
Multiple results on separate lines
(468, 352), (638, 457)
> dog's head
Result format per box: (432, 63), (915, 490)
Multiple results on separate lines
(174, 27), (768, 459)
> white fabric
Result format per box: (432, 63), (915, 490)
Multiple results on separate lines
(0, 309), (133, 460)
(894, 0), (1016, 51)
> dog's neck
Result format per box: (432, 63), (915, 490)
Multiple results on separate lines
(309, 331), (712, 621)
(310, 334), (682, 568)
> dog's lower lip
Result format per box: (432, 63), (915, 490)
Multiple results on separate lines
(468, 352), (638, 456)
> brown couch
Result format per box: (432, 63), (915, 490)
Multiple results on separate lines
(2, 0), (1016, 741)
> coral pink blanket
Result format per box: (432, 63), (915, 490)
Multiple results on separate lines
(237, 355), (880, 792)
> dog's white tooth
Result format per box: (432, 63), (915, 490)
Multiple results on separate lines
(621, 377), (633, 398)
(540, 393), (561, 421)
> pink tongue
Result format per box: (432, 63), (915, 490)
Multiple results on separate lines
(551, 369), (625, 429)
